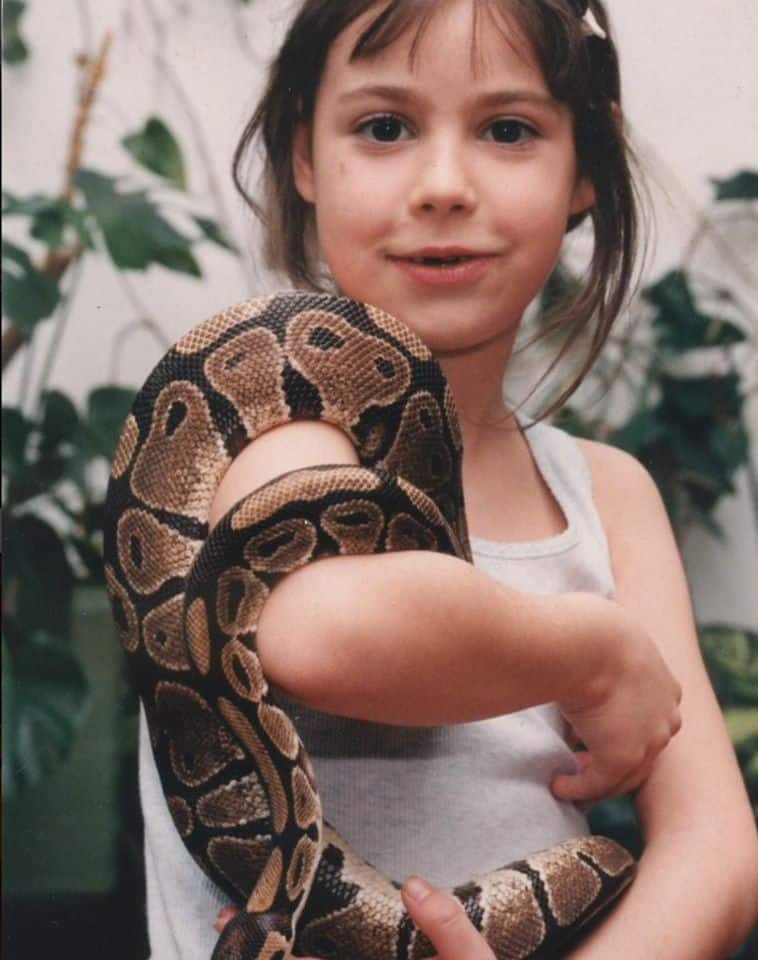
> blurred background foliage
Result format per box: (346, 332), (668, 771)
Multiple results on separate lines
(2, 3), (756, 958)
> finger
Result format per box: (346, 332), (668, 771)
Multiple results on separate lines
(213, 905), (239, 934)
(551, 753), (627, 803)
(401, 876), (495, 960)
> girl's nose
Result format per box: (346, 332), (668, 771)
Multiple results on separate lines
(408, 139), (477, 216)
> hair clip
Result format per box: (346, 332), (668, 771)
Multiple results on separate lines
(567, 1), (608, 40)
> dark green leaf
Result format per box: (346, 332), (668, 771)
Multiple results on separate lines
(700, 626), (758, 707)
(39, 390), (80, 452)
(3, 192), (95, 249)
(4, 631), (90, 794)
(74, 169), (199, 276)
(3, 514), (75, 635)
(122, 116), (187, 189)
(153, 245), (201, 277)
(192, 215), (239, 253)
(712, 170), (758, 202)
(2, 191), (57, 217)
(70, 537), (105, 583)
(1, 240), (61, 330)
(643, 270), (745, 349)
(2, 1), (28, 64)
(2, 407), (32, 479)
(86, 386), (137, 460)
(609, 406), (668, 455)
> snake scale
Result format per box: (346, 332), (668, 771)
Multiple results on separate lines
(103, 291), (635, 960)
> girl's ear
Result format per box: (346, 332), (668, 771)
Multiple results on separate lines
(292, 122), (316, 203)
(570, 175), (596, 217)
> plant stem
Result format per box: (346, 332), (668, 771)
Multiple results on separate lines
(33, 255), (86, 412)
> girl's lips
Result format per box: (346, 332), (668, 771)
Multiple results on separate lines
(389, 254), (496, 287)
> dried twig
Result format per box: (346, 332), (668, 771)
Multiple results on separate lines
(2, 33), (112, 373)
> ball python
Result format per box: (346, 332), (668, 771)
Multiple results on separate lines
(103, 291), (636, 960)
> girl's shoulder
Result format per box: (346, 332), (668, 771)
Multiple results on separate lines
(572, 435), (668, 551)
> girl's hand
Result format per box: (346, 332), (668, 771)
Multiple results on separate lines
(213, 877), (497, 958)
(553, 596), (683, 804)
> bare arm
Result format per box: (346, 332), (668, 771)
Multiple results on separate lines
(210, 421), (613, 724)
(563, 441), (758, 959)
(211, 421), (681, 800)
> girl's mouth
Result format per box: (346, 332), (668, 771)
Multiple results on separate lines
(389, 253), (496, 287)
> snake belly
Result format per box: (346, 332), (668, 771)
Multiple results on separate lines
(103, 291), (635, 960)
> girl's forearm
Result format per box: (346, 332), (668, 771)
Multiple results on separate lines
(256, 550), (618, 724)
(565, 828), (758, 960)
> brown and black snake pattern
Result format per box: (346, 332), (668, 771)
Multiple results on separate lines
(103, 291), (635, 960)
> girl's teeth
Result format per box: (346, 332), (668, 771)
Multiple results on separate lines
(412, 256), (469, 265)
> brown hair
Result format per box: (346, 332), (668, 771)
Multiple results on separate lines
(232, 0), (640, 417)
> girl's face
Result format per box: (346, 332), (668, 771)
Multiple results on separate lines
(293, 0), (594, 356)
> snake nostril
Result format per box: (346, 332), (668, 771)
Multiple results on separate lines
(154, 630), (167, 647)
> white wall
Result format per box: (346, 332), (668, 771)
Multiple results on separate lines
(3, 0), (757, 626)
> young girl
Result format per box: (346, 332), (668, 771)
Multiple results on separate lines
(139, 1), (758, 956)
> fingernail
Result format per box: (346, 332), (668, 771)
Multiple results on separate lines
(404, 875), (432, 902)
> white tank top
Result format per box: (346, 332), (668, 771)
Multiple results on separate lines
(138, 419), (616, 958)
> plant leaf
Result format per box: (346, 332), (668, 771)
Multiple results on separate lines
(192, 215), (239, 253)
(122, 116), (187, 189)
(39, 390), (80, 453)
(3, 631), (90, 795)
(1, 240), (62, 330)
(74, 169), (200, 276)
(700, 626), (758, 707)
(2, 0), (28, 65)
(1, 406), (33, 479)
(3, 514), (76, 636)
(85, 385), (137, 460)
(643, 270), (745, 349)
(711, 170), (758, 202)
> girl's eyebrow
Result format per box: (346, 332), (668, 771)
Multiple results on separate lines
(337, 83), (560, 113)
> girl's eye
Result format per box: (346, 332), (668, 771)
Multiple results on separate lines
(485, 119), (537, 145)
(356, 114), (411, 143)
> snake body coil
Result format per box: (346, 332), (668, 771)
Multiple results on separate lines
(104, 291), (635, 959)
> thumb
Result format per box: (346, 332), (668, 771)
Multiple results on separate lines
(551, 751), (612, 802)
(401, 876), (495, 960)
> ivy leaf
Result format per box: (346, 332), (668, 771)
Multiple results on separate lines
(2, 406), (33, 479)
(711, 170), (758, 203)
(643, 270), (745, 350)
(192, 215), (239, 254)
(122, 116), (187, 190)
(700, 626), (758, 708)
(609, 406), (668, 456)
(3, 514), (76, 636)
(4, 191), (96, 250)
(1, 240), (62, 330)
(85, 386), (137, 460)
(2, 0), (28, 65)
(74, 169), (200, 276)
(3, 631), (90, 795)
(39, 390), (80, 454)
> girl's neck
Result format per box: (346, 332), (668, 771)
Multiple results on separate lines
(436, 328), (520, 459)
